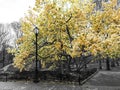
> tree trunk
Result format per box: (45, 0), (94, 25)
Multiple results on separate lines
(111, 59), (115, 67)
(2, 49), (5, 67)
(116, 59), (119, 66)
(106, 57), (110, 70)
(84, 63), (87, 69)
(99, 59), (102, 69)
(103, 58), (105, 63)
(67, 56), (71, 72)
(83, 56), (87, 70)
(78, 73), (81, 85)
(60, 60), (63, 81)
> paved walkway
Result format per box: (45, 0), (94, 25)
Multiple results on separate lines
(84, 71), (120, 86)
(0, 81), (82, 90)
(82, 66), (120, 90)
(1, 81), (120, 90)
(82, 86), (120, 90)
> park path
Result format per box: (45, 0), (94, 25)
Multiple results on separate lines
(0, 81), (82, 90)
(82, 66), (120, 90)
(1, 81), (120, 90)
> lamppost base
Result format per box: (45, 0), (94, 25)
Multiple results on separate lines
(33, 79), (39, 83)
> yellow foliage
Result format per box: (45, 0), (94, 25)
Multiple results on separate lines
(9, 0), (120, 71)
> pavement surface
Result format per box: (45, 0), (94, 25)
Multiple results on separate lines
(0, 81), (82, 90)
(82, 66), (120, 90)
(1, 81), (120, 90)
(84, 71), (120, 86)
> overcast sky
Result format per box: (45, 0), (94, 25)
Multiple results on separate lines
(0, 0), (35, 23)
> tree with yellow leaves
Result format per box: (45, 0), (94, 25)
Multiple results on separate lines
(9, 0), (88, 71)
(9, 0), (120, 72)
(70, 0), (120, 70)
(87, 0), (120, 70)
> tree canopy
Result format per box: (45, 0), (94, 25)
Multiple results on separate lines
(9, 0), (120, 71)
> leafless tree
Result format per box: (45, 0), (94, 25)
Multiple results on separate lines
(0, 23), (17, 67)
(11, 22), (22, 39)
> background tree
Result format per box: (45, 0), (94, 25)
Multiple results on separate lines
(0, 24), (10, 67)
(0, 22), (21, 67)
(88, 0), (120, 70)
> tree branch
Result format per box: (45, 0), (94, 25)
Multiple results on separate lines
(38, 39), (56, 49)
(66, 14), (72, 23)
(38, 54), (55, 59)
(66, 25), (74, 43)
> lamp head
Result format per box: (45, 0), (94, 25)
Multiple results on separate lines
(34, 26), (39, 35)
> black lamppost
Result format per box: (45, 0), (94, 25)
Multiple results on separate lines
(33, 26), (39, 83)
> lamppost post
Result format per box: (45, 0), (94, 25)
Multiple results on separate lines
(33, 26), (39, 83)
